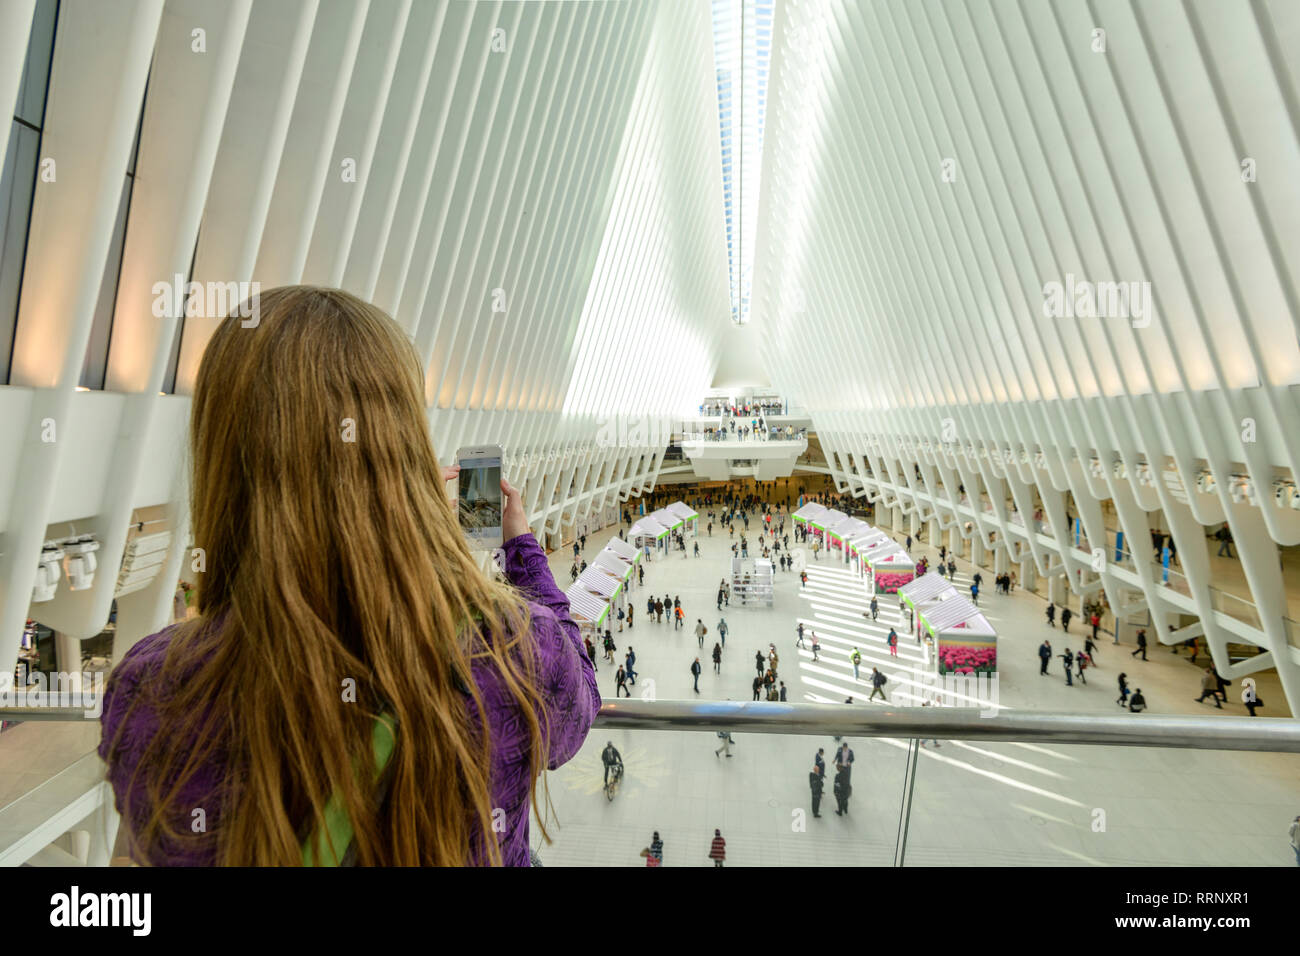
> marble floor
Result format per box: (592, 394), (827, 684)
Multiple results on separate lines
(537, 510), (1300, 867)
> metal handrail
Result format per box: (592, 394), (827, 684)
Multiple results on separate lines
(7, 701), (1299, 752)
(596, 701), (1300, 751)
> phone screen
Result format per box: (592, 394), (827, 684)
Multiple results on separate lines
(457, 453), (503, 542)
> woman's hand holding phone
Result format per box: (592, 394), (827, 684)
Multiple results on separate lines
(501, 477), (528, 543)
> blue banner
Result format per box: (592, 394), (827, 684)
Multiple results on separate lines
(1162, 545), (1171, 583)
(1115, 531), (1124, 563)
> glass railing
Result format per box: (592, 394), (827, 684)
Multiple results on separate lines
(4, 702), (1298, 867)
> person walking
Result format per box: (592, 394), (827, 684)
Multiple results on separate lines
(1046, 602), (1056, 627)
(695, 618), (707, 647)
(811, 632), (821, 662)
(800, 570), (808, 589)
(796, 622), (806, 648)
(851, 647), (862, 681)
(615, 665), (631, 698)
(1089, 611), (1100, 644)
(712, 642), (722, 674)
(809, 766), (825, 819)
(1116, 672), (1130, 707)
(690, 657), (702, 693)
(714, 731), (734, 759)
(1060, 648), (1074, 685)
(625, 647), (637, 685)
(616, 606), (625, 633)
(887, 629), (899, 657)
(585, 636), (598, 672)
(1076, 650), (1089, 684)
(814, 747), (826, 778)
(869, 667), (888, 702)
(626, 606), (633, 630)
(779, 681), (787, 701)
(693, 541), (700, 558)
(1241, 678), (1264, 717)
(708, 829), (727, 866)
(603, 630), (616, 663)
(717, 618), (728, 647)
(1061, 607), (1072, 634)
(675, 605), (684, 630)
(1132, 628), (1148, 660)
(654, 599), (663, 623)
(1084, 634), (1099, 663)
(1195, 667), (1223, 708)
(716, 583), (724, 610)
(869, 596), (879, 621)
(1215, 523), (1233, 558)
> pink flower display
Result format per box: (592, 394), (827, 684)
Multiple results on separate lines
(936, 643), (997, 676)
(873, 570), (914, 594)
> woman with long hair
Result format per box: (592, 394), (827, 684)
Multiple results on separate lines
(99, 287), (600, 866)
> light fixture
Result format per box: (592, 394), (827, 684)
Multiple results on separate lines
(64, 535), (100, 590)
(33, 543), (65, 603)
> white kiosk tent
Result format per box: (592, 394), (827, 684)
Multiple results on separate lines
(629, 517), (669, 554)
(847, 528), (892, 576)
(809, 509), (847, 541)
(915, 596), (998, 677)
(864, 542), (916, 594)
(565, 583), (610, 634)
(576, 566), (624, 625)
(592, 549), (634, 590)
(899, 573), (959, 632)
(791, 502), (827, 526)
(604, 536), (641, 565)
(651, 508), (684, 535)
(666, 501), (699, 536)
(833, 517), (871, 552)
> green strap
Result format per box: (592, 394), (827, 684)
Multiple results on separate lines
(301, 714), (396, 867)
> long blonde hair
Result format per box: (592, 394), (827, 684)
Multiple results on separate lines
(109, 286), (548, 865)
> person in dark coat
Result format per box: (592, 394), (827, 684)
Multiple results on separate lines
(752, 674), (763, 701)
(712, 642), (722, 674)
(690, 657), (702, 693)
(809, 766), (824, 819)
(1131, 628), (1148, 660)
(1038, 639), (1052, 675)
(833, 767), (852, 816)
(1061, 607), (1073, 633)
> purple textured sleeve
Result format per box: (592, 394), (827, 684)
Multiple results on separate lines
(500, 534), (601, 768)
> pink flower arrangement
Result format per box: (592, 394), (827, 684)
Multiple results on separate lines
(937, 644), (997, 676)
(874, 570), (914, 594)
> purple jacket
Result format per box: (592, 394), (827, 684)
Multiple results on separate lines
(99, 533), (600, 866)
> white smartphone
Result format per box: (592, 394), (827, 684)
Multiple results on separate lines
(456, 445), (504, 550)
